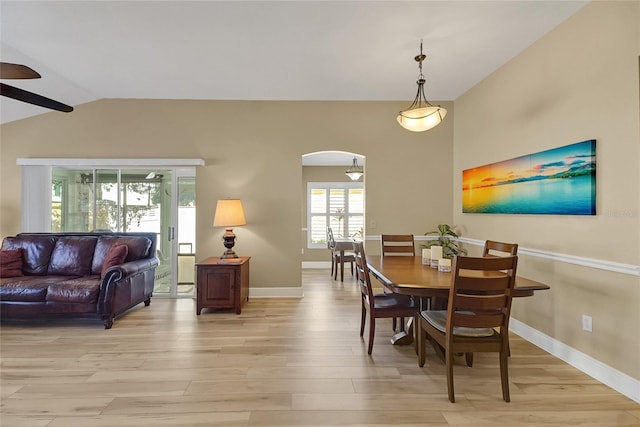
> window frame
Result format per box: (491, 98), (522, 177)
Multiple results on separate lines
(306, 181), (364, 249)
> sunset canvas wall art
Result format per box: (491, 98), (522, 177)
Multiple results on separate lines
(462, 140), (596, 215)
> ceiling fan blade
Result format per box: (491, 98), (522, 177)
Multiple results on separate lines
(0, 83), (73, 113)
(0, 62), (41, 79)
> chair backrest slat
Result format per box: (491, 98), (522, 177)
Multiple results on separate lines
(455, 275), (512, 292)
(381, 234), (415, 256)
(327, 227), (336, 250)
(453, 312), (506, 329)
(453, 294), (509, 311)
(353, 241), (375, 304)
(483, 240), (518, 257)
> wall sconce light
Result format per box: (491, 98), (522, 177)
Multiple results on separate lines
(213, 199), (246, 259)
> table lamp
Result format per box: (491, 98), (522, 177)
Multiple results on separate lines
(213, 199), (246, 259)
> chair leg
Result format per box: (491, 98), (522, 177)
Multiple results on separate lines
(367, 313), (375, 355)
(465, 352), (474, 367)
(392, 318), (397, 331)
(360, 299), (366, 337)
(399, 317), (405, 332)
(330, 255), (335, 277)
(446, 347), (456, 403)
(500, 349), (511, 402)
(417, 317), (426, 367)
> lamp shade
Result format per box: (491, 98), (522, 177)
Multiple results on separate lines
(213, 199), (246, 227)
(396, 105), (447, 132)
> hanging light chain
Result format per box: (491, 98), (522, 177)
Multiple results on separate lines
(415, 39), (426, 81)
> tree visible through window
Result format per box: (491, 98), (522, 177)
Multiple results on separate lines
(307, 182), (364, 248)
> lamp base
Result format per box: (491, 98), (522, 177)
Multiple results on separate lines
(220, 249), (239, 259)
(220, 228), (239, 259)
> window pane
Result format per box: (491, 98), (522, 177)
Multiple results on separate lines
(348, 188), (364, 213)
(52, 168), (94, 232)
(96, 170), (118, 231)
(310, 189), (327, 213)
(347, 215), (364, 238)
(310, 215), (327, 244)
(329, 189), (346, 210)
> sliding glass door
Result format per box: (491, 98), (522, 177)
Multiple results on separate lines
(50, 167), (195, 297)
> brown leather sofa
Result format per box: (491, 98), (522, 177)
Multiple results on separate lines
(0, 232), (158, 328)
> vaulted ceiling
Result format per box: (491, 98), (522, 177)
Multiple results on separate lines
(1, 1), (588, 124)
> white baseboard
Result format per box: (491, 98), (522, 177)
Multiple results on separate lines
(510, 318), (640, 404)
(249, 287), (304, 298)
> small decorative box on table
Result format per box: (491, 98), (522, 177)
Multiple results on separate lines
(195, 256), (250, 315)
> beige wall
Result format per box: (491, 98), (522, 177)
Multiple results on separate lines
(1, 100), (453, 289)
(454, 1), (640, 379)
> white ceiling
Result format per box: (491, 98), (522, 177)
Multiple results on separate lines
(0, 1), (588, 125)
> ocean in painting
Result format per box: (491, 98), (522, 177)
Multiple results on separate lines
(463, 174), (595, 214)
(462, 140), (596, 215)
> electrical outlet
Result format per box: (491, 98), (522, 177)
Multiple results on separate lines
(301, 248), (304, 255)
(370, 219), (377, 229)
(582, 314), (593, 332)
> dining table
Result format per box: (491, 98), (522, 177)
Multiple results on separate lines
(366, 255), (550, 345)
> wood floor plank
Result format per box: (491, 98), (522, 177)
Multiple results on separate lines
(45, 413), (250, 426)
(101, 394), (291, 414)
(185, 378), (354, 395)
(0, 415), (53, 427)
(1, 268), (637, 426)
(9, 381), (191, 398)
(442, 410), (640, 427)
(248, 410), (448, 426)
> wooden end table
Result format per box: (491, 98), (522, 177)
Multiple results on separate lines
(195, 256), (250, 315)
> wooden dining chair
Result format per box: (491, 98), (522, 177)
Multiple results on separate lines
(381, 234), (416, 331)
(352, 241), (417, 355)
(481, 240), (518, 359)
(381, 234), (416, 256)
(327, 227), (355, 281)
(483, 240), (519, 257)
(417, 255), (518, 402)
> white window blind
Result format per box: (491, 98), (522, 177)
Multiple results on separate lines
(307, 182), (364, 248)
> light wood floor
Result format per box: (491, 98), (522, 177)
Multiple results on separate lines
(1, 269), (638, 426)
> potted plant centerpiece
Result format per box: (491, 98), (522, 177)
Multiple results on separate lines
(422, 224), (467, 258)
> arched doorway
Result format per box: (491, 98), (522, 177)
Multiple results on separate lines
(301, 151), (365, 269)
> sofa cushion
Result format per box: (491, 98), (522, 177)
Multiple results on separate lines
(0, 248), (24, 277)
(91, 236), (152, 275)
(48, 236), (98, 276)
(1, 235), (57, 275)
(46, 277), (101, 304)
(0, 276), (72, 302)
(101, 244), (128, 278)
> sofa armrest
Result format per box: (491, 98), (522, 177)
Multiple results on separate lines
(102, 257), (159, 282)
(99, 257), (159, 316)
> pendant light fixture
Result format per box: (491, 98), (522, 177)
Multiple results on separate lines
(345, 157), (363, 181)
(397, 40), (447, 132)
